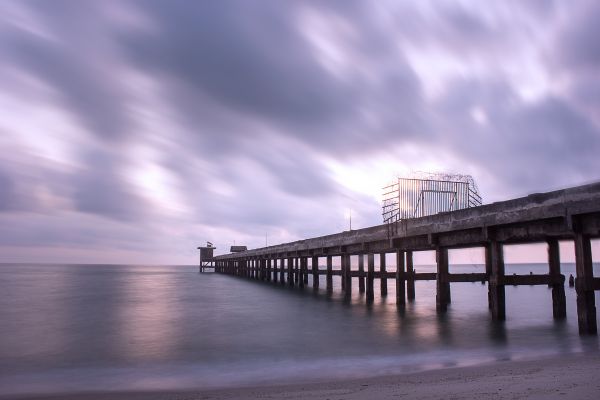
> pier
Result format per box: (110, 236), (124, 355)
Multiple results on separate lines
(209, 183), (600, 335)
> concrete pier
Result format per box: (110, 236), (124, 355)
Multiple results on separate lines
(212, 182), (600, 335)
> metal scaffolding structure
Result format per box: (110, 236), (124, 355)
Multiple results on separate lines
(382, 172), (482, 229)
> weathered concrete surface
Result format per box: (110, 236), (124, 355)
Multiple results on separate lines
(215, 182), (600, 259)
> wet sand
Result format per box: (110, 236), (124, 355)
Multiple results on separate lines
(7, 352), (600, 400)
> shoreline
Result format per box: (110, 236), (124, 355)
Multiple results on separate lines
(7, 352), (600, 400)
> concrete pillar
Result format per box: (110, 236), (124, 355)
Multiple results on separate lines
(343, 254), (352, 300)
(396, 250), (406, 306)
(358, 254), (365, 293)
(436, 247), (450, 313)
(406, 251), (415, 301)
(272, 258), (278, 283)
(484, 245), (492, 309)
(380, 253), (388, 296)
(341, 256), (346, 291)
(280, 258), (285, 284)
(303, 258), (309, 285)
(367, 253), (375, 303)
(488, 242), (506, 321)
(287, 257), (294, 286)
(294, 258), (300, 283)
(299, 258), (305, 288)
(326, 255), (333, 292)
(547, 239), (566, 319)
(312, 256), (319, 289)
(266, 259), (271, 282)
(574, 233), (597, 334)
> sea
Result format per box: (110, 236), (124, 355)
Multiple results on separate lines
(1, 262), (599, 397)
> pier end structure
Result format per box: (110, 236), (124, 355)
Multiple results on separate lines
(197, 242), (216, 272)
(211, 182), (600, 335)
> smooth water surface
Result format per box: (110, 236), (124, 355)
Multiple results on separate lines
(0, 263), (599, 396)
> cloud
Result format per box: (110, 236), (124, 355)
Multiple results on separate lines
(0, 0), (599, 263)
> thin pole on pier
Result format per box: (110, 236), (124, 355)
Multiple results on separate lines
(574, 232), (597, 334)
(547, 238), (566, 319)
(312, 256), (319, 289)
(436, 247), (450, 313)
(380, 253), (388, 296)
(326, 256), (333, 292)
(396, 250), (406, 306)
(366, 253), (375, 303)
(406, 251), (415, 301)
(358, 254), (365, 293)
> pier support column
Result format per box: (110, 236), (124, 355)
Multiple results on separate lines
(280, 258), (285, 284)
(380, 253), (388, 296)
(312, 256), (319, 289)
(406, 251), (415, 301)
(341, 256), (346, 291)
(366, 253), (375, 303)
(358, 254), (365, 293)
(294, 258), (300, 284)
(326, 256), (333, 292)
(266, 259), (271, 282)
(299, 258), (305, 289)
(548, 239), (566, 319)
(488, 241), (506, 321)
(436, 247), (450, 313)
(287, 257), (294, 286)
(396, 250), (406, 306)
(303, 258), (309, 285)
(272, 258), (278, 283)
(343, 254), (352, 300)
(574, 232), (597, 334)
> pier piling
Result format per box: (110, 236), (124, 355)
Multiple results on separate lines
(380, 253), (388, 296)
(358, 254), (365, 293)
(396, 250), (406, 306)
(488, 241), (506, 321)
(406, 251), (415, 301)
(436, 247), (450, 313)
(367, 253), (375, 303)
(547, 239), (566, 319)
(574, 232), (597, 334)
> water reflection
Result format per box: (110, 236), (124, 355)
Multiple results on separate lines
(0, 263), (599, 396)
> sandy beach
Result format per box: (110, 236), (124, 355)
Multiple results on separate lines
(8, 352), (600, 400)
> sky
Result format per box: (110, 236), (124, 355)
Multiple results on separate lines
(1, 0), (599, 265)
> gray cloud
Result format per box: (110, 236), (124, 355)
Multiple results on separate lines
(0, 0), (599, 262)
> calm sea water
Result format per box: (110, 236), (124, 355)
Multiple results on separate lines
(1, 263), (599, 396)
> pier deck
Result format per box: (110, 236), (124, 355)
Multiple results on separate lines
(212, 182), (600, 334)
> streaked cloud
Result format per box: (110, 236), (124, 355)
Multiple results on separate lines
(0, 0), (598, 263)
